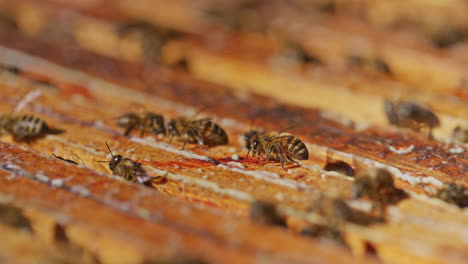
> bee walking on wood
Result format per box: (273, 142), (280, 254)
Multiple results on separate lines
(452, 125), (468, 143)
(167, 117), (228, 150)
(243, 130), (308, 170)
(0, 90), (62, 141)
(117, 112), (166, 137)
(433, 183), (468, 208)
(384, 99), (440, 138)
(0, 114), (62, 142)
(352, 168), (408, 216)
(250, 200), (287, 227)
(99, 142), (148, 183)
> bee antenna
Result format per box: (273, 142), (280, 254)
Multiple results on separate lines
(97, 160), (110, 163)
(105, 141), (114, 157)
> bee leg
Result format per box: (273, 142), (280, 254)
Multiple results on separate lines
(182, 131), (190, 150)
(124, 125), (135, 137)
(265, 145), (275, 162)
(275, 143), (287, 170)
(140, 122), (147, 137)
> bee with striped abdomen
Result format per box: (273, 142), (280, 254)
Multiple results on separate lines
(167, 117), (228, 149)
(99, 142), (148, 183)
(117, 112), (166, 137)
(243, 130), (308, 170)
(0, 114), (62, 141)
(384, 99), (440, 138)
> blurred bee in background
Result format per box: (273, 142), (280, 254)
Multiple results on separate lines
(433, 183), (468, 208)
(249, 200), (287, 227)
(99, 142), (148, 183)
(117, 21), (181, 64)
(352, 168), (408, 216)
(117, 111), (166, 137)
(384, 99), (440, 138)
(243, 130), (308, 170)
(452, 125), (468, 143)
(0, 90), (63, 141)
(301, 195), (383, 244)
(168, 117), (228, 150)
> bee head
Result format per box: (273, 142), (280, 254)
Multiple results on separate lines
(243, 130), (259, 149)
(109, 155), (123, 170)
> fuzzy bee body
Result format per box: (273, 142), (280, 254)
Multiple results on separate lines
(117, 112), (166, 137)
(244, 130), (308, 169)
(0, 114), (51, 141)
(352, 169), (408, 215)
(168, 117), (228, 149)
(452, 125), (468, 143)
(109, 154), (146, 182)
(250, 200), (286, 227)
(101, 142), (148, 183)
(434, 183), (468, 208)
(384, 100), (440, 137)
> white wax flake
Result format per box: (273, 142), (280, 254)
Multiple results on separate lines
(275, 192), (285, 201)
(320, 173), (327, 180)
(70, 185), (91, 197)
(35, 174), (49, 183)
(231, 154), (240, 161)
(226, 161), (245, 169)
(449, 146), (464, 154)
(51, 178), (64, 187)
(4, 164), (20, 171)
(388, 145), (414, 154)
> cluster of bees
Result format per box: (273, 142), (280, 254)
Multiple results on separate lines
(250, 167), (409, 245)
(0, 94), (466, 245)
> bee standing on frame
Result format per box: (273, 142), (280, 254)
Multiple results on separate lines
(167, 117), (228, 150)
(352, 168), (408, 216)
(0, 114), (62, 141)
(117, 111), (166, 137)
(99, 142), (147, 183)
(384, 99), (440, 138)
(452, 125), (468, 143)
(243, 130), (308, 170)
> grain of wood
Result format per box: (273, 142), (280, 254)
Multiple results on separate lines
(0, 1), (467, 264)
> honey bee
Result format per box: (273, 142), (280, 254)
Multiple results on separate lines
(250, 200), (287, 227)
(99, 142), (148, 183)
(384, 99), (440, 138)
(117, 21), (181, 63)
(452, 125), (468, 143)
(0, 203), (33, 232)
(167, 117), (228, 150)
(302, 196), (382, 245)
(433, 183), (467, 208)
(117, 112), (166, 137)
(0, 114), (62, 141)
(352, 168), (408, 215)
(243, 130), (308, 170)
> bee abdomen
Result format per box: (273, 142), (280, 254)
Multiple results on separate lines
(11, 115), (49, 137)
(198, 120), (228, 146)
(286, 136), (308, 160)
